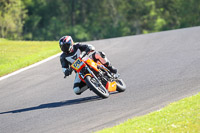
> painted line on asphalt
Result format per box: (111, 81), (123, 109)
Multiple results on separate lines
(0, 52), (61, 81)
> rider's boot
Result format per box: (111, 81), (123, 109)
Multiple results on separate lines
(104, 62), (117, 74)
(92, 51), (118, 74)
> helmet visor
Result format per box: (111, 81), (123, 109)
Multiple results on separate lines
(61, 42), (72, 53)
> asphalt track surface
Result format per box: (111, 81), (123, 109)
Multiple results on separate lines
(1, 27), (200, 133)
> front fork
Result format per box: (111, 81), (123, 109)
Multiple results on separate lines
(80, 66), (103, 87)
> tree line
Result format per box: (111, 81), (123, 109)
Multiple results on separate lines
(0, 0), (200, 41)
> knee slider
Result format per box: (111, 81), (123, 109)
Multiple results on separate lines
(74, 87), (81, 94)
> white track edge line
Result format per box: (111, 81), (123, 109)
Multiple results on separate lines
(0, 52), (61, 81)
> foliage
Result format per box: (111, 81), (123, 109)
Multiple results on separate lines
(0, 0), (26, 39)
(0, 0), (200, 41)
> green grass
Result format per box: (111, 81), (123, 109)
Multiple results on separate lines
(96, 92), (200, 133)
(0, 39), (60, 77)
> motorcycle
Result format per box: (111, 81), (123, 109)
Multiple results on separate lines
(70, 51), (126, 98)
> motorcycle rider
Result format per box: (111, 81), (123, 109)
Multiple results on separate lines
(59, 35), (117, 95)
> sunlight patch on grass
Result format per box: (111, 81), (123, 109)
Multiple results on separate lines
(0, 40), (60, 77)
(97, 92), (200, 133)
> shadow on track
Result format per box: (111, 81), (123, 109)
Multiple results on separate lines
(0, 96), (102, 114)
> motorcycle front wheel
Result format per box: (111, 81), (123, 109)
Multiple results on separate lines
(85, 76), (109, 98)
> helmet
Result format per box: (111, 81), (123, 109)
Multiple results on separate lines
(59, 36), (74, 53)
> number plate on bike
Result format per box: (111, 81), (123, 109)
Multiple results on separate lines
(71, 58), (84, 71)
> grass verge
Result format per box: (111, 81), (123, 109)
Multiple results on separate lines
(96, 92), (200, 133)
(0, 39), (60, 77)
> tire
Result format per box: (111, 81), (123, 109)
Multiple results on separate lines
(116, 79), (126, 92)
(85, 76), (109, 98)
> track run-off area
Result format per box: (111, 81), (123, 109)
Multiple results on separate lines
(0, 27), (200, 133)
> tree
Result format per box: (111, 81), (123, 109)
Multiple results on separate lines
(155, 0), (200, 30)
(0, 0), (26, 39)
(2, 0), (199, 41)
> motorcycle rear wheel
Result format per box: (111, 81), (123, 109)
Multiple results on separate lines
(85, 76), (109, 98)
(116, 79), (126, 92)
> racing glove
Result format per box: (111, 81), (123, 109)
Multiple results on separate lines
(64, 68), (73, 77)
(82, 47), (92, 58)
(85, 44), (95, 53)
(85, 47), (91, 54)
